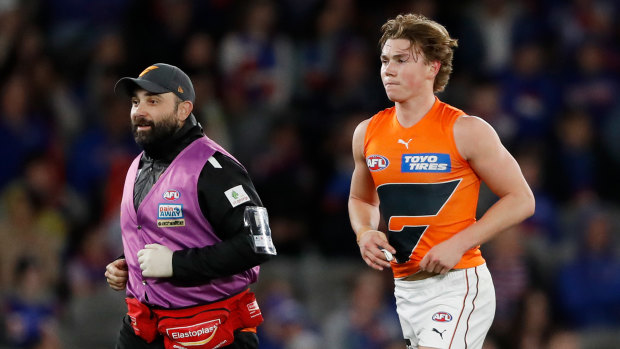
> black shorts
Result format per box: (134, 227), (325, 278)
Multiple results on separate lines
(115, 315), (259, 349)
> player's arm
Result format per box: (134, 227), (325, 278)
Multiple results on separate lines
(171, 152), (274, 282)
(420, 116), (535, 274)
(348, 120), (396, 271)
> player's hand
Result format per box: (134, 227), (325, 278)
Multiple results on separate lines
(138, 244), (174, 277)
(105, 259), (128, 291)
(419, 238), (465, 275)
(357, 230), (396, 271)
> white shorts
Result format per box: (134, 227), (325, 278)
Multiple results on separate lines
(394, 264), (495, 349)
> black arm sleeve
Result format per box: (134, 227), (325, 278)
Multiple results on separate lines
(171, 152), (274, 283)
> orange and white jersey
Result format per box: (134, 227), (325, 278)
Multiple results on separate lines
(364, 98), (486, 278)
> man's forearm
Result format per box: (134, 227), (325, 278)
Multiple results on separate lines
(172, 233), (273, 283)
(348, 196), (381, 239)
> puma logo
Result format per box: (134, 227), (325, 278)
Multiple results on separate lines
(398, 138), (412, 149)
(432, 328), (446, 339)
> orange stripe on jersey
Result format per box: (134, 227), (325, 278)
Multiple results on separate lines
(364, 98), (485, 278)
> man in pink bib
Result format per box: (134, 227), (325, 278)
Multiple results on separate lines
(105, 63), (276, 349)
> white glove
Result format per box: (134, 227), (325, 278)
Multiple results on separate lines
(137, 244), (173, 277)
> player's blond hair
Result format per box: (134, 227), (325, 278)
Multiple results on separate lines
(379, 13), (458, 93)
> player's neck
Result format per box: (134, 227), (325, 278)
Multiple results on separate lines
(395, 93), (436, 128)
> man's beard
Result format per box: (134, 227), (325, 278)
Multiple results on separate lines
(132, 111), (180, 149)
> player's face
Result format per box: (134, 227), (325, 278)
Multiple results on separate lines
(380, 38), (437, 103)
(130, 90), (181, 148)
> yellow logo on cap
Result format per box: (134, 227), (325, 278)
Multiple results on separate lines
(178, 86), (184, 93)
(139, 65), (159, 77)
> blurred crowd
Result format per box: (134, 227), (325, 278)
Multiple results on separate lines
(0, 0), (619, 348)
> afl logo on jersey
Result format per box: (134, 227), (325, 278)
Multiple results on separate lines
(367, 155), (389, 171)
(432, 312), (453, 322)
(163, 189), (181, 201)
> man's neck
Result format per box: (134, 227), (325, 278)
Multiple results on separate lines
(394, 93), (437, 128)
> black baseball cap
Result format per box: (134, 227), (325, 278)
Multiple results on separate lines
(114, 63), (195, 103)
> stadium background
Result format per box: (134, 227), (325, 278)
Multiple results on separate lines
(1, 0), (619, 348)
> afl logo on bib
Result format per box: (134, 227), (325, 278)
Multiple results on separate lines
(366, 155), (389, 171)
(163, 189), (181, 201)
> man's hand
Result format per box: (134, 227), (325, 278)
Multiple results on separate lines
(357, 230), (396, 271)
(419, 238), (466, 275)
(137, 244), (173, 277)
(105, 259), (128, 291)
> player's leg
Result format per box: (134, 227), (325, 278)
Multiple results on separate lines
(394, 275), (444, 349)
(449, 264), (495, 349)
(418, 265), (495, 349)
(394, 264), (495, 349)
(394, 279), (421, 348)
